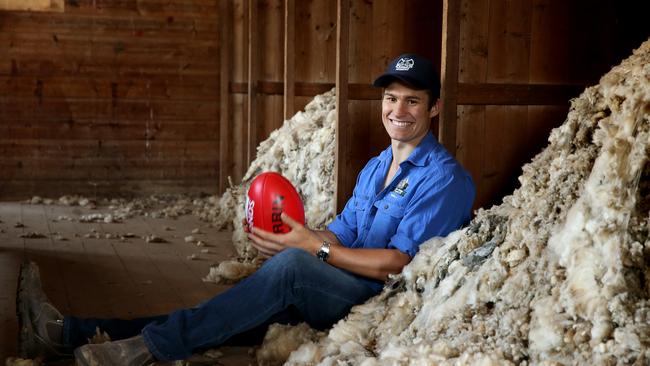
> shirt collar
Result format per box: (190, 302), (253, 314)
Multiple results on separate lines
(379, 131), (436, 167)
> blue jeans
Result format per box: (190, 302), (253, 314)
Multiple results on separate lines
(63, 248), (381, 361)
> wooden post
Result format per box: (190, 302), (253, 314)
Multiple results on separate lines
(334, 0), (350, 213)
(219, 0), (233, 193)
(283, 0), (295, 120)
(247, 0), (259, 167)
(440, 0), (461, 155)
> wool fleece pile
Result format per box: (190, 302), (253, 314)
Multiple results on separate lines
(203, 89), (337, 283)
(273, 39), (650, 365)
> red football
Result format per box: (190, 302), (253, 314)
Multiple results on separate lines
(246, 172), (305, 233)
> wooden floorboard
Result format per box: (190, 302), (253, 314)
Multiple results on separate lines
(0, 201), (253, 365)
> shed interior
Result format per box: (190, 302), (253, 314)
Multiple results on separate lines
(0, 0), (649, 363)
(1, 0), (648, 207)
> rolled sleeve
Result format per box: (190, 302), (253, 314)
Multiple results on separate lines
(327, 216), (356, 247)
(387, 233), (419, 257)
(326, 196), (358, 247)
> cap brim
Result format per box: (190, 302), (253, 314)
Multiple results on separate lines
(373, 73), (427, 90)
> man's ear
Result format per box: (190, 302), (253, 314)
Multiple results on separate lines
(429, 99), (441, 118)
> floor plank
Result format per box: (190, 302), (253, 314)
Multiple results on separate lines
(0, 200), (254, 365)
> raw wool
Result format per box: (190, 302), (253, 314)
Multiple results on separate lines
(172, 349), (225, 366)
(203, 259), (259, 283)
(87, 327), (112, 344)
(256, 323), (325, 366)
(78, 213), (120, 223)
(285, 39), (650, 365)
(30, 194), (220, 222)
(203, 89), (337, 284)
(144, 234), (167, 243)
(4, 358), (42, 366)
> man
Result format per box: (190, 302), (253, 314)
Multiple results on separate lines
(18, 53), (475, 365)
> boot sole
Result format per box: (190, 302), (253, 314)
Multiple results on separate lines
(17, 261), (38, 358)
(16, 261), (72, 361)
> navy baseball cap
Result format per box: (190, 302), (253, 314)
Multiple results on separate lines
(373, 54), (440, 98)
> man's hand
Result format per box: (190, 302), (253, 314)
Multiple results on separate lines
(244, 214), (410, 281)
(246, 213), (321, 258)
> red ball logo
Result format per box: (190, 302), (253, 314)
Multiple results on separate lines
(246, 172), (305, 233)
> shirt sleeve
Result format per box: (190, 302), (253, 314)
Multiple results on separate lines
(327, 159), (376, 246)
(326, 195), (358, 247)
(388, 172), (475, 257)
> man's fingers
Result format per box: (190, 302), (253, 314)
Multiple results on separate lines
(251, 226), (280, 242)
(280, 213), (300, 228)
(242, 218), (251, 233)
(248, 233), (282, 254)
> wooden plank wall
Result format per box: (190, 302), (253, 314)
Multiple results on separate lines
(452, 0), (650, 209)
(223, 0), (442, 202)
(0, 1), (221, 199)
(224, 0), (647, 212)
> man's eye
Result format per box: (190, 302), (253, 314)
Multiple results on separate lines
(407, 100), (418, 105)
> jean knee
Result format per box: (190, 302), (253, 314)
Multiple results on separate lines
(271, 247), (313, 266)
(262, 248), (317, 277)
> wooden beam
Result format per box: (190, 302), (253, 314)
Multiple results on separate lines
(283, 0), (295, 120)
(439, 0), (461, 155)
(218, 0), (233, 194)
(230, 81), (382, 99)
(457, 83), (583, 105)
(334, 0), (350, 213)
(246, 0), (259, 167)
(232, 80), (582, 105)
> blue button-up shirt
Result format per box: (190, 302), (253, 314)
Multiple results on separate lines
(328, 131), (475, 263)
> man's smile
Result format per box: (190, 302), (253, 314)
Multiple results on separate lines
(389, 118), (414, 128)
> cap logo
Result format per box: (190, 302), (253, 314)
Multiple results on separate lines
(395, 58), (414, 71)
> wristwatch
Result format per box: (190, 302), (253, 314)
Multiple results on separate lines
(316, 241), (331, 262)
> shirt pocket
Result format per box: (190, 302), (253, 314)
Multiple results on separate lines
(366, 198), (406, 248)
(354, 195), (370, 229)
(374, 199), (406, 219)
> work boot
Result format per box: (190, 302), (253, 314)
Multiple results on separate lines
(74, 335), (155, 366)
(17, 261), (71, 360)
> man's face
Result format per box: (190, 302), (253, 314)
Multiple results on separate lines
(381, 81), (439, 146)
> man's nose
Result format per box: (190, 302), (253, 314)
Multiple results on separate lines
(393, 101), (408, 116)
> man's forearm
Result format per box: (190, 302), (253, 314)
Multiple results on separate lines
(307, 229), (410, 281)
(312, 229), (341, 246)
(310, 230), (409, 280)
(327, 246), (410, 281)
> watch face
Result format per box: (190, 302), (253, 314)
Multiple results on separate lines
(317, 243), (330, 262)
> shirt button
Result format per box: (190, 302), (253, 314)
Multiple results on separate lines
(384, 204), (389, 209)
